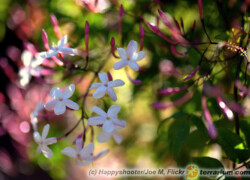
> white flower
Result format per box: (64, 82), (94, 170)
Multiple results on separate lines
(44, 84), (79, 115)
(97, 125), (124, 144)
(88, 105), (126, 133)
(39, 35), (77, 59)
(30, 101), (44, 131)
(19, 50), (43, 87)
(89, 72), (125, 101)
(33, 124), (57, 158)
(33, 101), (44, 117)
(61, 139), (108, 166)
(113, 40), (146, 71)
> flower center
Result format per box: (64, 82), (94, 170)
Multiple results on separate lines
(106, 117), (111, 120)
(127, 54), (130, 60)
(59, 97), (63, 101)
(77, 154), (81, 159)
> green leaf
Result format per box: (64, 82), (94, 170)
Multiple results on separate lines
(240, 120), (250, 148)
(157, 112), (190, 133)
(169, 120), (190, 160)
(192, 157), (224, 170)
(217, 128), (250, 163)
(185, 130), (209, 150)
(192, 157), (224, 179)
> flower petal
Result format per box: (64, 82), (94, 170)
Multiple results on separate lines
(92, 149), (109, 160)
(64, 99), (79, 110)
(21, 50), (33, 67)
(108, 80), (125, 88)
(41, 145), (53, 159)
(93, 86), (106, 99)
(113, 60), (127, 70)
(97, 131), (111, 143)
(117, 48), (127, 60)
(98, 72), (108, 83)
(88, 116), (105, 125)
(50, 87), (62, 99)
(107, 105), (121, 118)
(58, 35), (68, 48)
(107, 87), (117, 101)
(75, 138), (83, 153)
(46, 50), (59, 58)
(112, 118), (126, 128)
(103, 120), (114, 133)
(133, 51), (145, 61)
(91, 106), (107, 117)
(44, 137), (57, 145)
(63, 84), (75, 99)
(42, 124), (50, 140)
(112, 131), (122, 144)
(76, 159), (92, 166)
(36, 145), (42, 155)
(31, 56), (43, 68)
(61, 147), (77, 158)
(126, 40), (138, 57)
(128, 61), (139, 71)
(44, 99), (58, 111)
(34, 101), (44, 116)
(33, 131), (41, 143)
(54, 102), (66, 115)
(60, 48), (77, 55)
(89, 83), (103, 90)
(80, 143), (94, 158)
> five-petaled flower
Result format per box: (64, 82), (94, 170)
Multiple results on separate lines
(33, 124), (57, 158)
(19, 50), (44, 87)
(89, 72), (125, 101)
(39, 35), (77, 59)
(98, 125), (124, 144)
(44, 84), (79, 115)
(88, 105), (126, 133)
(114, 40), (146, 71)
(61, 138), (108, 166)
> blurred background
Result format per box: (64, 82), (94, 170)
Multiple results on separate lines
(0, 0), (249, 179)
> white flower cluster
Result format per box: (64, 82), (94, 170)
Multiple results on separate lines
(30, 37), (146, 166)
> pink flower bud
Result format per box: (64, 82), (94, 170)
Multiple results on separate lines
(202, 96), (217, 139)
(41, 69), (54, 76)
(170, 45), (186, 56)
(85, 21), (89, 56)
(151, 101), (170, 109)
(217, 97), (234, 120)
(158, 86), (188, 96)
(147, 23), (177, 44)
(51, 56), (64, 66)
(42, 29), (50, 51)
(0, 58), (17, 83)
(125, 70), (142, 85)
(173, 17), (181, 31)
(23, 42), (37, 55)
(50, 14), (62, 39)
(235, 80), (250, 97)
(119, 4), (125, 39)
(107, 71), (113, 81)
(158, 9), (174, 30)
(183, 65), (200, 81)
(198, 0), (204, 19)
(119, 4), (125, 17)
(110, 37), (119, 58)
(41, 58), (56, 68)
(139, 24), (144, 51)
(152, 91), (193, 110)
(192, 20), (196, 30)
